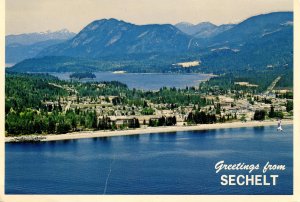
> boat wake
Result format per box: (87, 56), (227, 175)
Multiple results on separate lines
(103, 155), (116, 194)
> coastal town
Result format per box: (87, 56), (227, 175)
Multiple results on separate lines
(5, 72), (293, 143)
(43, 78), (293, 130)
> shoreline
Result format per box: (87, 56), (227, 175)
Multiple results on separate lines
(5, 120), (293, 142)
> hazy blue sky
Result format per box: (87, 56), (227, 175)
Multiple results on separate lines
(6, 0), (293, 34)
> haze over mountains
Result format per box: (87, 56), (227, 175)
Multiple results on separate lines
(208, 12), (293, 45)
(5, 29), (76, 63)
(175, 22), (235, 38)
(6, 29), (75, 45)
(8, 12), (293, 75)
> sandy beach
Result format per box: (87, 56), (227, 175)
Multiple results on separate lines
(5, 120), (293, 142)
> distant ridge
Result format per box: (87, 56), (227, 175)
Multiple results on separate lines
(5, 29), (76, 63)
(6, 29), (76, 45)
(37, 18), (195, 59)
(209, 11), (293, 44)
(9, 12), (293, 74)
(175, 21), (235, 38)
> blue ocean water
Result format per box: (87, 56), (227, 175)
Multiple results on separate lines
(50, 72), (212, 90)
(5, 125), (293, 195)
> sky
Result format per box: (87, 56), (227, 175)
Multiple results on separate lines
(6, 0), (293, 35)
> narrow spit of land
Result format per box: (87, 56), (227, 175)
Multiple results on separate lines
(5, 120), (293, 142)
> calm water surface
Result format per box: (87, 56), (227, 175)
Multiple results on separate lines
(6, 125), (293, 194)
(50, 72), (212, 90)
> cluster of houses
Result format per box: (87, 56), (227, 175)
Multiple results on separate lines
(43, 83), (293, 128)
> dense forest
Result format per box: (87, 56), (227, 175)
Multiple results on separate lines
(70, 72), (96, 80)
(5, 73), (68, 113)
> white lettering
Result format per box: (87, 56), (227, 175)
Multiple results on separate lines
(215, 160), (225, 173)
(221, 175), (228, 185)
(220, 175), (279, 186)
(237, 175), (245, 186)
(270, 175), (279, 185)
(263, 162), (286, 173)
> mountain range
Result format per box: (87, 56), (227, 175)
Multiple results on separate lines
(9, 12), (293, 75)
(37, 19), (193, 59)
(5, 29), (75, 64)
(208, 12), (293, 45)
(175, 22), (235, 38)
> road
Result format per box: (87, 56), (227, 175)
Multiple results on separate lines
(64, 101), (72, 113)
(264, 76), (281, 95)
